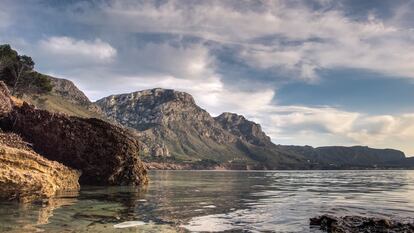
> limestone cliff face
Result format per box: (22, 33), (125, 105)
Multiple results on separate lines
(96, 88), (234, 143)
(96, 88), (306, 168)
(95, 88), (410, 169)
(215, 112), (271, 146)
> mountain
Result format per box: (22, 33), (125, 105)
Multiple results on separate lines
(96, 88), (307, 169)
(96, 88), (410, 169)
(0, 44), (102, 119)
(21, 75), (104, 118)
(214, 112), (272, 146)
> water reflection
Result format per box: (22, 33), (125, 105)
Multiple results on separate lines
(0, 170), (413, 232)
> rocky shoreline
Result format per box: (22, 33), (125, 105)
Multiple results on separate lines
(310, 215), (414, 233)
(0, 81), (148, 202)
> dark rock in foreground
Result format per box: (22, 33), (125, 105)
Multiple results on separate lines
(0, 80), (148, 186)
(310, 215), (414, 233)
(1, 103), (148, 185)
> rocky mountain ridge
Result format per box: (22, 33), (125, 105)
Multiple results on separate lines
(96, 88), (410, 169)
(96, 88), (307, 169)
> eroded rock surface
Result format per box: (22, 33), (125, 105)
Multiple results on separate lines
(0, 133), (80, 203)
(310, 215), (414, 233)
(0, 81), (148, 186)
(96, 88), (306, 169)
(215, 112), (271, 146)
(1, 103), (148, 185)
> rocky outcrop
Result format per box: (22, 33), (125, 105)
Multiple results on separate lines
(49, 77), (91, 107)
(215, 112), (271, 146)
(310, 215), (414, 233)
(0, 102), (148, 185)
(0, 132), (80, 203)
(48, 76), (103, 114)
(96, 88), (234, 143)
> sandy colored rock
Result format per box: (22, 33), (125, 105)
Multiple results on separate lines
(0, 143), (80, 203)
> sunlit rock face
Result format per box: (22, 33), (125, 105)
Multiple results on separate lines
(96, 88), (307, 169)
(96, 88), (233, 142)
(0, 132), (80, 203)
(215, 112), (271, 146)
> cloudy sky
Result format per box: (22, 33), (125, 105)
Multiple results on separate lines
(1, 0), (414, 155)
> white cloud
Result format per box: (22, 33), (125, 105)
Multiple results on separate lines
(39, 36), (117, 62)
(121, 42), (214, 80)
(68, 0), (414, 80)
(268, 106), (414, 155)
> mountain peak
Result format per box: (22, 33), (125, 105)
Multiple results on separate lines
(95, 88), (204, 131)
(215, 112), (271, 146)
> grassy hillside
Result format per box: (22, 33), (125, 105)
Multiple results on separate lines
(22, 94), (100, 118)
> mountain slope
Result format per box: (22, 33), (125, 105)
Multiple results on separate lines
(21, 75), (104, 118)
(96, 88), (307, 169)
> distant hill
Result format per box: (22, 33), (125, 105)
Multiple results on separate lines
(279, 145), (406, 169)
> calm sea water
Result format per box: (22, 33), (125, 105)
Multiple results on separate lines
(1, 170), (414, 232)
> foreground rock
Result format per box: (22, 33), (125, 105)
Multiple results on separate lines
(0, 133), (80, 203)
(1, 103), (148, 185)
(310, 215), (414, 233)
(0, 81), (148, 186)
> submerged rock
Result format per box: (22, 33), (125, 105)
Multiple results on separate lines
(0, 133), (80, 203)
(310, 215), (414, 233)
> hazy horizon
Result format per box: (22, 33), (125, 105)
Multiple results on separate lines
(1, 0), (414, 155)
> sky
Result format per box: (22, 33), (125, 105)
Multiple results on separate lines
(1, 0), (414, 156)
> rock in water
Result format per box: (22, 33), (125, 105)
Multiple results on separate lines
(4, 82), (84, 202)
(0, 81), (148, 186)
(0, 133), (80, 203)
(310, 215), (414, 233)
(1, 103), (148, 185)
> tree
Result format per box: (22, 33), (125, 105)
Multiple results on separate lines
(0, 44), (51, 95)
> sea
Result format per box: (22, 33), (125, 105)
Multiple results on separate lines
(1, 170), (413, 232)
